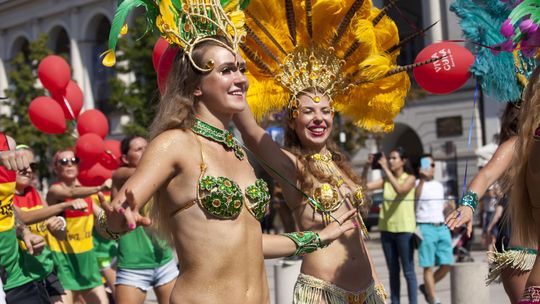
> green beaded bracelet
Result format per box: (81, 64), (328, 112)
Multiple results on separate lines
(460, 190), (478, 212)
(282, 231), (329, 256)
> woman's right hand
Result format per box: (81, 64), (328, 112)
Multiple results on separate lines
(318, 209), (359, 245)
(68, 199), (88, 211)
(445, 205), (474, 237)
(99, 190), (151, 234)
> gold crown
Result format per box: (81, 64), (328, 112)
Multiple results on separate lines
(276, 46), (344, 101)
(103, 0), (247, 71)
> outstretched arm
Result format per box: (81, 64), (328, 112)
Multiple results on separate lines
(446, 137), (516, 236)
(14, 199), (87, 225)
(46, 179), (111, 205)
(262, 209), (358, 258)
(102, 130), (185, 234)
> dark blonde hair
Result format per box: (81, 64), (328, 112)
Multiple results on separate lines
(148, 36), (233, 241)
(509, 65), (540, 247)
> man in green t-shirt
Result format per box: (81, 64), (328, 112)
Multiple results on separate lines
(111, 136), (178, 304)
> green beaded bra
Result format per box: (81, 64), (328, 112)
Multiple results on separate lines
(174, 119), (270, 220)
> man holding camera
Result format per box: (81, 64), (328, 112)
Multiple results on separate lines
(415, 154), (453, 304)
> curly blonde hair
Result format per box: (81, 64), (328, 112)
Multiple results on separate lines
(509, 65), (540, 247)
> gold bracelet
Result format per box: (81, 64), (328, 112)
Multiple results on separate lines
(97, 210), (122, 240)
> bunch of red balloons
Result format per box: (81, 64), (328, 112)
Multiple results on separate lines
(29, 55), (122, 186)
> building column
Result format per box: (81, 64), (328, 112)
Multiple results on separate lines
(422, 0), (443, 44)
(0, 31), (8, 97)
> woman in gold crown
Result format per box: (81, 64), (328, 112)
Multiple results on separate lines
(234, 0), (415, 302)
(97, 1), (357, 303)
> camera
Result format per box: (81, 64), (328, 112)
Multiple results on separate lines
(371, 152), (382, 170)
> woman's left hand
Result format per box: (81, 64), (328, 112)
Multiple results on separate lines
(318, 209), (358, 245)
(445, 206), (473, 237)
(99, 190), (151, 234)
(378, 153), (388, 170)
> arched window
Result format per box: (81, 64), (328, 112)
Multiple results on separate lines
(90, 15), (114, 112)
(49, 26), (71, 62)
(10, 37), (30, 63)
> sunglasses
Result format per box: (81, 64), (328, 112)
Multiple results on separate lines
(29, 163), (38, 171)
(57, 157), (80, 166)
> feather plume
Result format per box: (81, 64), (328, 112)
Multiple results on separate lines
(245, 25), (280, 64)
(246, 10), (288, 55)
(451, 0), (531, 102)
(372, 0), (397, 25)
(332, 0), (365, 46)
(386, 21), (439, 54)
(306, 0), (314, 39)
(285, 0), (297, 46)
(242, 0), (410, 131)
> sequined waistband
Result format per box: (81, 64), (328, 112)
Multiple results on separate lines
(296, 273), (387, 302)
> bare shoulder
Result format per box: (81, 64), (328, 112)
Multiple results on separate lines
(146, 129), (197, 165)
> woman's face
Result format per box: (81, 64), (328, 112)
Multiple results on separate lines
(16, 150), (35, 189)
(290, 93), (334, 150)
(388, 150), (405, 172)
(123, 137), (147, 167)
(195, 45), (249, 115)
(54, 150), (79, 181)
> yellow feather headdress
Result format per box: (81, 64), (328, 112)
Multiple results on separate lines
(241, 0), (412, 132)
(103, 0), (248, 72)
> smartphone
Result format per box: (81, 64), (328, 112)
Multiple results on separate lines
(420, 157), (431, 170)
(371, 152), (382, 170)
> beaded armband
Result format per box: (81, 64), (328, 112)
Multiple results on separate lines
(459, 190), (478, 212)
(282, 231), (329, 256)
(96, 210), (122, 240)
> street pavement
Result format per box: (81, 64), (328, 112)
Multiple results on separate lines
(145, 228), (509, 303)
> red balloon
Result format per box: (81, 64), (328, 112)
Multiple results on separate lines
(99, 140), (121, 170)
(76, 133), (105, 164)
(28, 96), (66, 134)
(413, 42), (475, 94)
(77, 109), (109, 138)
(38, 55), (71, 92)
(157, 46), (180, 95)
(153, 38), (170, 72)
(78, 162), (112, 187)
(52, 80), (84, 120)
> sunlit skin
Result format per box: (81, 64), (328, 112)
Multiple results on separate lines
(102, 46), (357, 304)
(235, 93), (378, 292)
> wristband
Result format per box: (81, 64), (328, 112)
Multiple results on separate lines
(281, 231), (329, 256)
(57, 216), (67, 231)
(459, 190), (478, 212)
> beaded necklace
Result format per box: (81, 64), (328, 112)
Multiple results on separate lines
(191, 118), (245, 160)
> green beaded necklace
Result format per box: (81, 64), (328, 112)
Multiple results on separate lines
(191, 118), (245, 160)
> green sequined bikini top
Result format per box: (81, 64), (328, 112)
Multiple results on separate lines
(173, 122), (270, 220)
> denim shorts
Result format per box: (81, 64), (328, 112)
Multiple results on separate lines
(418, 223), (454, 267)
(115, 259), (178, 291)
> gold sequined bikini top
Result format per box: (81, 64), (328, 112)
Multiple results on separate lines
(308, 152), (368, 236)
(172, 133), (270, 220)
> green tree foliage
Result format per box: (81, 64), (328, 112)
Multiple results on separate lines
(108, 14), (161, 136)
(1, 34), (75, 180)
